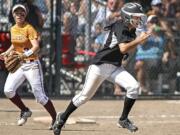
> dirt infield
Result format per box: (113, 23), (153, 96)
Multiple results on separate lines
(0, 98), (180, 135)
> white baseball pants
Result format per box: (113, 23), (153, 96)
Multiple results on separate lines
(4, 60), (49, 105)
(73, 64), (139, 107)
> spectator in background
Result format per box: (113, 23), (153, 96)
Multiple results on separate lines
(61, 6), (79, 66)
(69, 1), (79, 37)
(147, 0), (176, 56)
(161, 51), (180, 94)
(163, 0), (180, 48)
(74, 0), (87, 51)
(0, 33), (11, 96)
(62, 1), (79, 43)
(91, 0), (101, 22)
(135, 15), (166, 95)
(77, 0), (87, 36)
(163, 0), (177, 18)
(92, 0), (122, 31)
(148, 0), (164, 16)
(62, 10), (78, 38)
(0, 0), (11, 16)
(62, 0), (71, 14)
(91, 22), (106, 52)
(163, 0), (180, 33)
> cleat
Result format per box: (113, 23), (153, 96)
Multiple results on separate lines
(117, 118), (138, 132)
(17, 109), (32, 126)
(48, 120), (55, 130)
(53, 112), (65, 135)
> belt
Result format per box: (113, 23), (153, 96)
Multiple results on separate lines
(23, 59), (35, 63)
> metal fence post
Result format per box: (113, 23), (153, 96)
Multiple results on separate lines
(84, 0), (92, 60)
(47, 0), (55, 96)
(54, 0), (62, 96)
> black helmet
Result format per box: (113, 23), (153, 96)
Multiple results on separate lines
(121, 2), (147, 28)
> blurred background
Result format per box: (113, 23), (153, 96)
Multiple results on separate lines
(0, 0), (179, 99)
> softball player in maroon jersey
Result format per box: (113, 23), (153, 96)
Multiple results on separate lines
(53, 2), (151, 134)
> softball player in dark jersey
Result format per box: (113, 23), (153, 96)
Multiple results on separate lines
(53, 2), (151, 134)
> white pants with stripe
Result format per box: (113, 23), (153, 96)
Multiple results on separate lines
(73, 64), (139, 107)
(4, 60), (49, 105)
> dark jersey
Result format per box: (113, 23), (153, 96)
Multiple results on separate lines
(92, 20), (136, 66)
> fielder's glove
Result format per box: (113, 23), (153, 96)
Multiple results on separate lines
(4, 51), (22, 73)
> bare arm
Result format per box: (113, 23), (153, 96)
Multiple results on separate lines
(119, 32), (151, 54)
(19, 39), (40, 60)
(29, 39), (40, 54)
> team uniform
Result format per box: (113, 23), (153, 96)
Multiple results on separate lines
(4, 17), (56, 129)
(53, 2), (150, 135)
(4, 23), (48, 105)
(73, 20), (139, 107)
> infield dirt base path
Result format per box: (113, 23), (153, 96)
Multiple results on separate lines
(0, 98), (180, 135)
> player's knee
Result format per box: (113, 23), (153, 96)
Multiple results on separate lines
(126, 83), (140, 99)
(73, 95), (89, 107)
(32, 87), (49, 105)
(36, 96), (49, 105)
(80, 96), (89, 104)
(4, 88), (15, 98)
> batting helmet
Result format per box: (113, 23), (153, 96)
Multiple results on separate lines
(121, 2), (147, 28)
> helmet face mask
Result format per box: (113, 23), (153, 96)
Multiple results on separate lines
(130, 14), (147, 28)
(121, 2), (147, 28)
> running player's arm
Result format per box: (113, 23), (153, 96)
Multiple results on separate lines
(119, 32), (151, 54)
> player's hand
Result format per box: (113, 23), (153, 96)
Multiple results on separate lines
(136, 31), (152, 44)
